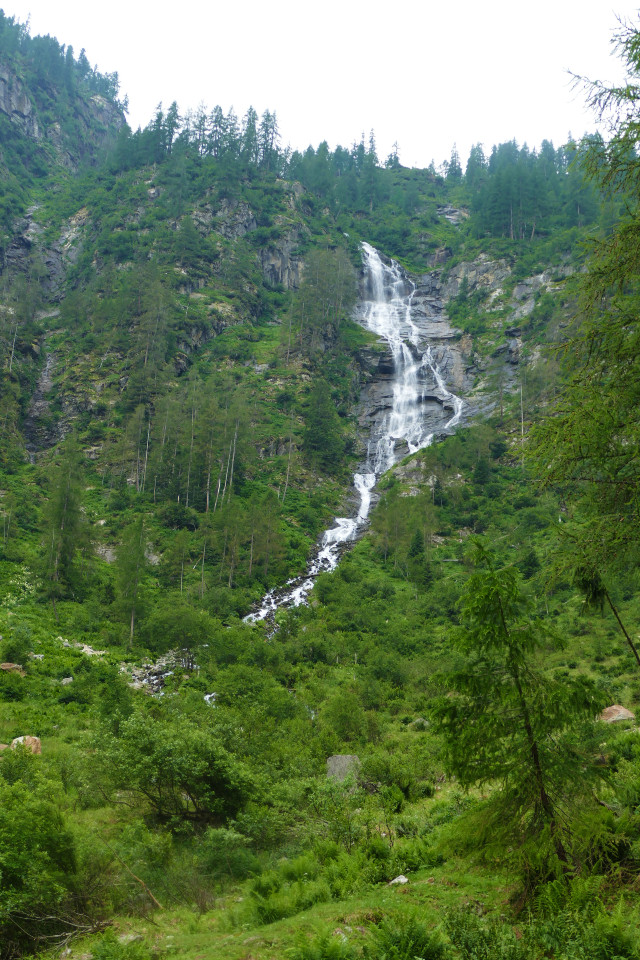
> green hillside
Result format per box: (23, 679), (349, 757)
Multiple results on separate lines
(1, 11), (640, 960)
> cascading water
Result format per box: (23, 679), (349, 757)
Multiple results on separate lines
(245, 243), (463, 623)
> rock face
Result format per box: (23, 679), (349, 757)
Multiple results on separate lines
(0, 64), (39, 137)
(260, 235), (303, 289)
(355, 267), (476, 445)
(22, 351), (58, 457)
(600, 705), (635, 723)
(0, 59), (124, 168)
(214, 199), (257, 239)
(3, 205), (85, 298)
(440, 255), (512, 301)
(194, 193), (306, 290)
(437, 204), (469, 226)
(326, 755), (361, 781)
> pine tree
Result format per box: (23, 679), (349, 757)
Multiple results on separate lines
(115, 516), (149, 644)
(40, 439), (87, 615)
(530, 20), (640, 666)
(302, 379), (345, 473)
(433, 542), (605, 870)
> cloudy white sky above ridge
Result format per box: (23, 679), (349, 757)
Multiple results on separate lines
(11, 1), (640, 169)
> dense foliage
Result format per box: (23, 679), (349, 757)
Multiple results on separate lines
(1, 11), (640, 960)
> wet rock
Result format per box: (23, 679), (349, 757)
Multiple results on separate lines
(437, 204), (469, 225)
(377, 352), (395, 375)
(22, 352), (61, 457)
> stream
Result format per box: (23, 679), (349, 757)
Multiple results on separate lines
(245, 242), (464, 624)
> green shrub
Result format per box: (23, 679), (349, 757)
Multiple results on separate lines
(444, 910), (525, 959)
(363, 917), (448, 960)
(198, 826), (260, 881)
(91, 930), (154, 960)
(99, 713), (254, 828)
(0, 780), (77, 958)
(288, 932), (358, 960)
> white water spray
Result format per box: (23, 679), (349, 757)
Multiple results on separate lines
(245, 243), (463, 623)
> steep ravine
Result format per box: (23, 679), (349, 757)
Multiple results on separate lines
(246, 243), (473, 624)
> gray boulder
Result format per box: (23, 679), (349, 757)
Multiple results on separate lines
(326, 755), (361, 781)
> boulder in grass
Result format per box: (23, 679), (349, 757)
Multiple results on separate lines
(0, 663), (25, 676)
(326, 755), (361, 781)
(600, 705), (635, 724)
(11, 735), (41, 754)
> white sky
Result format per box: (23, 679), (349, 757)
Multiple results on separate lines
(9, 1), (640, 169)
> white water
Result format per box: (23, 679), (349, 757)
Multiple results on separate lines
(245, 243), (463, 623)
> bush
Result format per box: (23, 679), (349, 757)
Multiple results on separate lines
(100, 713), (254, 827)
(363, 917), (448, 960)
(288, 932), (357, 960)
(444, 909), (526, 959)
(91, 930), (154, 960)
(0, 780), (78, 958)
(197, 826), (260, 881)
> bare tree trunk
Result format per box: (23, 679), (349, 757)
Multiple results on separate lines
(220, 441), (232, 503)
(603, 585), (640, 669)
(213, 462), (223, 514)
(185, 403), (196, 508)
(226, 421), (238, 502)
(141, 419), (151, 494)
(8, 322), (18, 373)
(282, 428), (293, 504)
(200, 540), (206, 599)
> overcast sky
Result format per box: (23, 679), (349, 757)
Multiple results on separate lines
(11, 1), (640, 169)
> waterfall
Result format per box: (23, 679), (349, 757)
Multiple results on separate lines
(245, 243), (463, 623)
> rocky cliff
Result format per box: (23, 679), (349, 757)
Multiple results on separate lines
(0, 57), (125, 170)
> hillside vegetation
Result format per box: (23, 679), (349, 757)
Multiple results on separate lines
(1, 11), (640, 960)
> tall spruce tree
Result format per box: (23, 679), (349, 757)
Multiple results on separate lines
(433, 542), (604, 871)
(40, 438), (86, 615)
(530, 20), (640, 666)
(115, 516), (150, 645)
(303, 379), (345, 474)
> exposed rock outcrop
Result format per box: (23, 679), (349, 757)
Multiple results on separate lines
(437, 204), (469, 226)
(0, 64), (39, 137)
(260, 234), (303, 289)
(440, 255), (512, 300)
(0, 59), (124, 168)
(214, 199), (257, 239)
